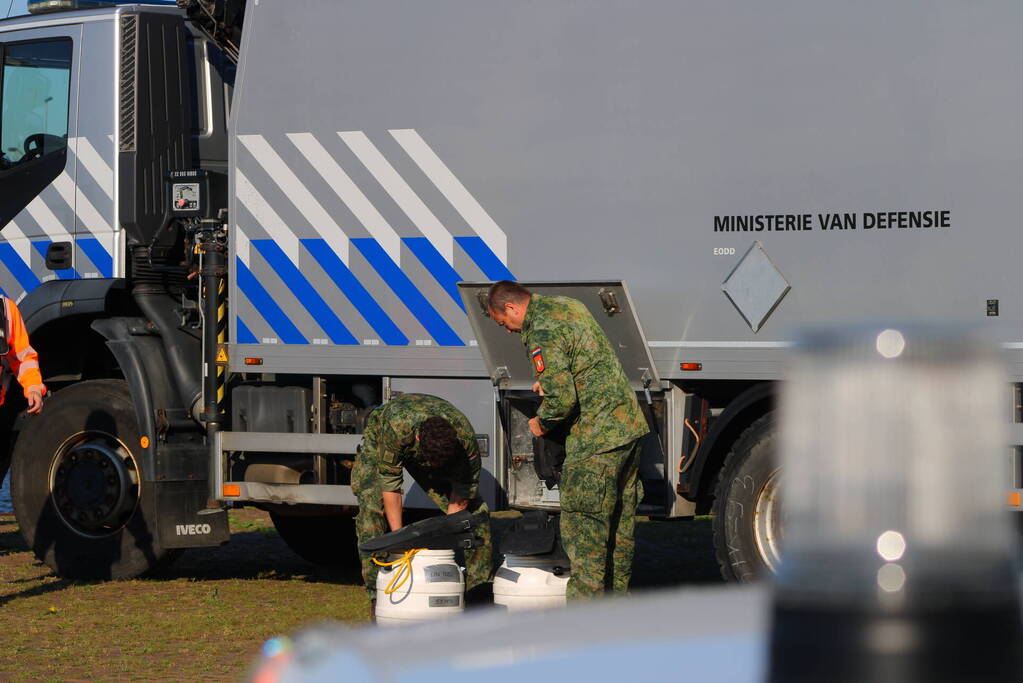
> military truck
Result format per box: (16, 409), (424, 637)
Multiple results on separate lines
(0, 0), (1020, 582)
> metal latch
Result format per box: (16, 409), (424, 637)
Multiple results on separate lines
(641, 368), (654, 406)
(492, 366), (510, 402)
(491, 366), (510, 386)
(598, 288), (621, 316)
(476, 290), (491, 318)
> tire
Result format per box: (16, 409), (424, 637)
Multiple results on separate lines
(11, 380), (181, 579)
(269, 512), (359, 569)
(712, 414), (782, 582)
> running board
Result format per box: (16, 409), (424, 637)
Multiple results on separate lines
(213, 431), (363, 505)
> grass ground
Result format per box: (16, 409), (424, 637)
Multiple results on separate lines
(0, 510), (720, 682)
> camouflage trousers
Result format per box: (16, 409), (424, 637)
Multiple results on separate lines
(351, 454), (492, 600)
(559, 438), (643, 601)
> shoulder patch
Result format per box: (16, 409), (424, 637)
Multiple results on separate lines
(531, 346), (545, 373)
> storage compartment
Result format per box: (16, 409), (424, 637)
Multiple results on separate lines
(500, 391), (667, 510)
(232, 385), (312, 433)
(503, 394), (558, 509)
(230, 385), (318, 484)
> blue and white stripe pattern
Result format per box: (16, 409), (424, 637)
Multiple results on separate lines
(0, 136), (118, 300)
(234, 129), (514, 347)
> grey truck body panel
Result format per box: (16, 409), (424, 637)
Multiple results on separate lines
(228, 0), (1023, 381)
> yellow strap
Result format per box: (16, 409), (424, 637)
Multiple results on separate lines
(371, 548), (423, 595)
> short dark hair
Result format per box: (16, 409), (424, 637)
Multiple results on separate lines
(418, 417), (460, 466)
(487, 280), (532, 312)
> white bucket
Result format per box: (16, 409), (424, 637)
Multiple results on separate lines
(375, 549), (464, 626)
(492, 555), (570, 611)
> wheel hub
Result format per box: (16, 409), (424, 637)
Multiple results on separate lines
(753, 469), (784, 574)
(52, 438), (138, 536)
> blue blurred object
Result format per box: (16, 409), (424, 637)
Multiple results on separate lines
(250, 586), (768, 683)
(4, 0), (27, 18)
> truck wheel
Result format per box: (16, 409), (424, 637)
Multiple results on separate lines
(11, 380), (180, 579)
(712, 414), (782, 582)
(269, 512), (359, 569)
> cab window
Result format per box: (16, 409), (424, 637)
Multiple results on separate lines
(0, 38), (72, 170)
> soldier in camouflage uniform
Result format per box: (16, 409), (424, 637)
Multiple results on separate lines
(488, 281), (649, 600)
(352, 393), (492, 601)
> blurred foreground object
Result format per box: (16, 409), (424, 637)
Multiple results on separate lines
(769, 325), (1023, 682)
(251, 586), (768, 682)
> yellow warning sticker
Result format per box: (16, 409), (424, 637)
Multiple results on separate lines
(215, 347), (229, 363)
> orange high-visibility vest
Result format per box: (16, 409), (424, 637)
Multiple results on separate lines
(0, 297), (46, 406)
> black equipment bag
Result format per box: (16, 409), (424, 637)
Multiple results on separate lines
(498, 510), (569, 565)
(532, 424), (568, 490)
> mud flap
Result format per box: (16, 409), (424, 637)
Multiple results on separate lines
(155, 480), (230, 548)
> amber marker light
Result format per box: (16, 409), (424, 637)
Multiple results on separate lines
(139, 436), (150, 449)
(680, 362), (703, 371)
(244, 357), (264, 366)
(1009, 492), (1021, 506)
(223, 484), (242, 497)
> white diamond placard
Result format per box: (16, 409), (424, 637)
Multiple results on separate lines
(721, 241), (791, 333)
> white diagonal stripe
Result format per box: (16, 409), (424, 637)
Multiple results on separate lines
(26, 193), (73, 241)
(389, 128), (507, 264)
(73, 137), (114, 200)
(288, 132), (402, 264)
(338, 130), (453, 264)
(238, 134), (349, 265)
(235, 169), (299, 264)
(234, 222), (251, 266)
(2, 220), (36, 265)
(53, 172), (112, 236)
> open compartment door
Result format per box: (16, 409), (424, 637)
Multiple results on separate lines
(458, 281), (661, 391)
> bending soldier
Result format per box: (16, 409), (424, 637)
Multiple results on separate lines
(487, 281), (649, 600)
(352, 393), (492, 606)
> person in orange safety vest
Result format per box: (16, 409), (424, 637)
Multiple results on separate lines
(0, 296), (46, 415)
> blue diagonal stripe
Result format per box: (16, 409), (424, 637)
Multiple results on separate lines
(455, 236), (515, 281)
(235, 258), (308, 344)
(0, 244), (42, 292)
(403, 237), (465, 311)
(32, 241), (79, 279)
(77, 238), (114, 278)
(351, 238), (464, 347)
(252, 240), (358, 345)
(236, 317), (258, 344)
(302, 239), (408, 346)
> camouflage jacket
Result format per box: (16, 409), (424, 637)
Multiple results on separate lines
(371, 393), (481, 499)
(521, 294), (649, 456)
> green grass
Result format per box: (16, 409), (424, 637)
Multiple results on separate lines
(0, 510), (721, 681)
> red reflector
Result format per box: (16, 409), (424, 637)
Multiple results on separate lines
(680, 363), (703, 371)
(244, 357), (264, 366)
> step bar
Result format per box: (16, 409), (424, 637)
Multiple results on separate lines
(213, 431), (363, 506)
